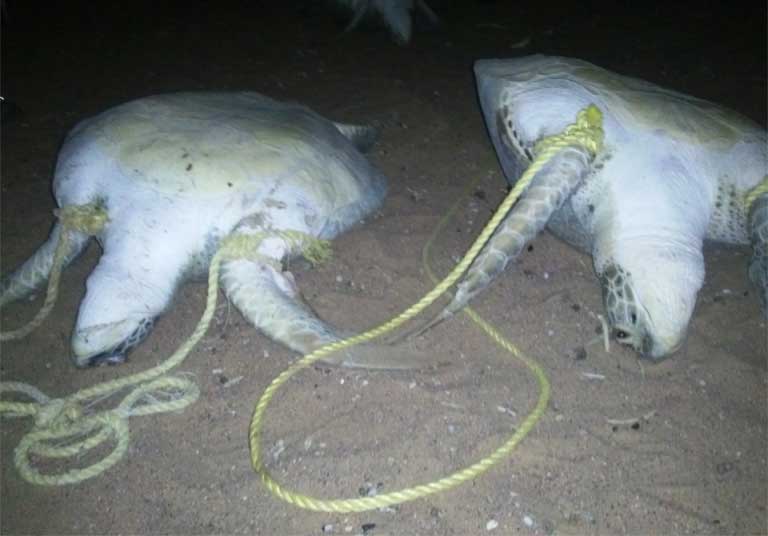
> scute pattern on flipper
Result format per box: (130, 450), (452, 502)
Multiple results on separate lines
(707, 180), (750, 244)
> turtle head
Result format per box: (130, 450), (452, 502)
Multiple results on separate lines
(596, 242), (704, 360)
(71, 317), (154, 367)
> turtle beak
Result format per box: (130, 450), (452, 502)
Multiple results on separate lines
(612, 324), (679, 362)
(624, 329), (683, 362)
(71, 317), (154, 368)
(644, 337), (684, 361)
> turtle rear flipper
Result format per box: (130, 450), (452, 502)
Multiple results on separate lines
(332, 122), (379, 153)
(748, 192), (768, 317)
(0, 222), (90, 308)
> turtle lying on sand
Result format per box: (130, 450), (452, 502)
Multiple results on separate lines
(333, 0), (438, 44)
(441, 55), (767, 360)
(1, 92), (398, 368)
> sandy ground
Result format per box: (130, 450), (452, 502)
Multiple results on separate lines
(1, 1), (766, 535)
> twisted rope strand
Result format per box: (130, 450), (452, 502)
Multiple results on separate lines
(248, 105), (604, 511)
(1, 229), (323, 485)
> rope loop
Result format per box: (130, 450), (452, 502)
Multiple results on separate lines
(248, 105), (605, 512)
(1, 222), (314, 485)
(54, 202), (109, 235)
(34, 398), (82, 429)
(1, 375), (199, 485)
(218, 230), (332, 266)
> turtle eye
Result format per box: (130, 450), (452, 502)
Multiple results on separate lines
(614, 328), (630, 340)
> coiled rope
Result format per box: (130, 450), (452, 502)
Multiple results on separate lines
(248, 105), (605, 512)
(1, 219), (327, 485)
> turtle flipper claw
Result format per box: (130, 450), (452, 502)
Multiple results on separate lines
(323, 341), (443, 370)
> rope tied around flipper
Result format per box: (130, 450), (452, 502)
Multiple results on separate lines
(220, 230), (331, 267)
(248, 105), (605, 512)
(745, 176), (768, 211)
(1, 203), (109, 341)
(1, 229), (327, 485)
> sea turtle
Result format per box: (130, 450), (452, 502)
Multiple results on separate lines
(334, 0), (439, 45)
(440, 55), (767, 360)
(0, 91), (397, 368)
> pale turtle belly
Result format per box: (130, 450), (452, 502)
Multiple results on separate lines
(514, 155), (605, 255)
(547, 201), (594, 253)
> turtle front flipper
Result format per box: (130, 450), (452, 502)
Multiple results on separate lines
(221, 257), (428, 369)
(440, 146), (593, 319)
(222, 257), (336, 354)
(1, 222), (91, 308)
(748, 189), (768, 317)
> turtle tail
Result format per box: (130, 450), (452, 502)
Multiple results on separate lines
(332, 122), (379, 153)
(0, 222), (90, 308)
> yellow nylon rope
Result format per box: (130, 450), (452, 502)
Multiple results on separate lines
(745, 176), (768, 210)
(248, 105), (605, 512)
(1, 227), (326, 485)
(0, 203), (108, 341)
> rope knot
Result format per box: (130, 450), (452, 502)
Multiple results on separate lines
(54, 203), (109, 236)
(219, 230), (332, 266)
(534, 103), (605, 158)
(35, 398), (82, 429)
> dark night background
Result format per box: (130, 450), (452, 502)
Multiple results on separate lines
(1, 1), (766, 535)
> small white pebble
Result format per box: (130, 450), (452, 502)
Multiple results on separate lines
(322, 523), (334, 533)
(340, 377), (345, 385)
(271, 439), (286, 461)
(721, 288), (732, 295)
(222, 375), (243, 388)
(543, 272), (550, 280)
(263, 349), (269, 358)
(336, 275), (344, 283)
(523, 515), (534, 527)
(212, 368), (224, 374)
(698, 379), (706, 387)
(486, 519), (498, 531)
(361, 380), (369, 387)
(547, 329), (555, 336)
(409, 381), (417, 389)
(344, 525), (353, 533)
